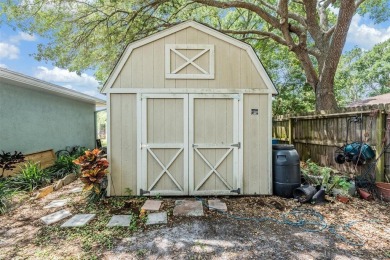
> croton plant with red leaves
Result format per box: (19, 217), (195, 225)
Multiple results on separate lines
(73, 149), (108, 194)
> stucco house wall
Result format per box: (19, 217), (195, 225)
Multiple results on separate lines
(0, 68), (105, 154)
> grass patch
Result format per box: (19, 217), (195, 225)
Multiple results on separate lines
(8, 161), (50, 192)
(0, 179), (15, 213)
(46, 155), (80, 179)
(34, 197), (147, 256)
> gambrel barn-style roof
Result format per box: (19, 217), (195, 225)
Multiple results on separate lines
(101, 21), (277, 94)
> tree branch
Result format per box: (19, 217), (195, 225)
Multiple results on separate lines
(324, 25), (335, 40)
(355, 0), (366, 8)
(278, 0), (297, 49)
(307, 47), (321, 58)
(302, 0), (324, 43)
(191, 0), (280, 29)
(260, 0), (307, 26)
(321, 0), (356, 83)
(319, 0), (336, 9)
(219, 29), (288, 46)
(240, 36), (269, 41)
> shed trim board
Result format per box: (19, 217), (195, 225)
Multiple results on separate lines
(238, 93), (244, 193)
(268, 93), (273, 194)
(101, 21), (277, 95)
(136, 92), (142, 196)
(106, 92), (112, 196)
(107, 88), (273, 94)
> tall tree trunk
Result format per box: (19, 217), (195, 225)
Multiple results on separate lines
(313, 0), (356, 111)
(315, 78), (338, 111)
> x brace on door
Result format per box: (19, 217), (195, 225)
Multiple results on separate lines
(193, 146), (234, 191)
(146, 146), (184, 192)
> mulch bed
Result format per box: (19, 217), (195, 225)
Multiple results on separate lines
(0, 180), (389, 259)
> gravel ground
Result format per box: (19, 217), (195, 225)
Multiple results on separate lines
(0, 179), (389, 259)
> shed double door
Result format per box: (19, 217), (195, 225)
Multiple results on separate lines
(138, 94), (241, 196)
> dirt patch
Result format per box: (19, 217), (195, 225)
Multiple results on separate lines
(0, 182), (389, 259)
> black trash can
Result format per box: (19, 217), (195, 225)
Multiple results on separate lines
(272, 144), (301, 198)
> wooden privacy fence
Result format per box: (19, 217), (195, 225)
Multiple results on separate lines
(272, 104), (390, 182)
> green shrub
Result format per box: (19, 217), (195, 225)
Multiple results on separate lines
(304, 159), (333, 176)
(46, 155), (80, 179)
(333, 176), (351, 190)
(9, 162), (50, 192)
(0, 179), (14, 214)
(55, 146), (88, 158)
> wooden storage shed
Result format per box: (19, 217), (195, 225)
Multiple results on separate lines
(101, 21), (277, 196)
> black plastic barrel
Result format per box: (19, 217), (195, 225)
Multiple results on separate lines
(272, 144), (301, 198)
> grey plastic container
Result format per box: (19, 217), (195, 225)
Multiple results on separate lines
(272, 144), (301, 198)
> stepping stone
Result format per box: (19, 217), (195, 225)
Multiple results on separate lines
(62, 174), (77, 185)
(146, 212), (168, 225)
(53, 180), (64, 191)
(173, 200), (204, 217)
(61, 214), (95, 227)
(40, 209), (72, 225)
(208, 199), (228, 212)
(141, 200), (162, 211)
(68, 187), (83, 193)
(43, 199), (68, 209)
(107, 215), (132, 227)
(36, 185), (54, 199)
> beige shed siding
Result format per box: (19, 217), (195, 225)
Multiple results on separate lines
(112, 27), (266, 89)
(110, 94), (137, 195)
(243, 94), (270, 194)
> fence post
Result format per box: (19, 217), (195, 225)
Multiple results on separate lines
(376, 109), (385, 182)
(288, 117), (293, 145)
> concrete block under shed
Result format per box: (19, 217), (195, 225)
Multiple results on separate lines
(173, 200), (204, 217)
(208, 199), (228, 212)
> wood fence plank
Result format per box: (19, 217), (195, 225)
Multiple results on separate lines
(273, 108), (389, 178)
